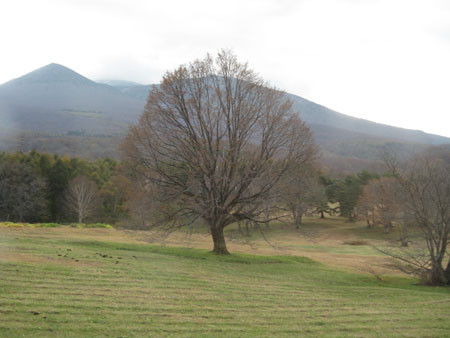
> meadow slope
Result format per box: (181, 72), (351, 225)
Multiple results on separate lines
(0, 221), (449, 337)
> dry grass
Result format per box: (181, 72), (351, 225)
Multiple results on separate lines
(1, 218), (449, 337)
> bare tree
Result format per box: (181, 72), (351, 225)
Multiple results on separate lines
(384, 146), (450, 285)
(125, 180), (162, 229)
(357, 177), (402, 233)
(64, 176), (99, 223)
(281, 165), (325, 229)
(122, 50), (316, 254)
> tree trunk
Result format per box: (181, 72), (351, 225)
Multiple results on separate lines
(445, 260), (450, 285)
(429, 265), (446, 286)
(400, 215), (409, 247)
(211, 226), (230, 255)
(384, 221), (393, 233)
(294, 211), (303, 229)
(400, 224), (408, 247)
(320, 211), (325, 219)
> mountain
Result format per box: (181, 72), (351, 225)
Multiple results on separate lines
(289, 94), (448, 145)
(0, 63), (144, 135)
(0, 63), (449, 169)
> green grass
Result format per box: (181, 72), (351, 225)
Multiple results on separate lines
(70, 223), (113, 229)
(0, 229), (449, 337)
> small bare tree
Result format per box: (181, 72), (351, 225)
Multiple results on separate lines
(126, 180), (162, 229)
(357, 177), (402, 233)
(384, 147), (450, 285)
(281, 165), (325, 229)
(64, 176), (99, 223)
(122, 50), (316, 254)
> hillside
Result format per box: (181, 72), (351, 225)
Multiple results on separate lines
(0, 63), (449, 166)
(1, 220), (449, 336)
(289, 94), (449, 145)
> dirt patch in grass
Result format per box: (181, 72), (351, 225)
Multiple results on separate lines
(342, 239), (369, 246)
(0, 252), (99, 267)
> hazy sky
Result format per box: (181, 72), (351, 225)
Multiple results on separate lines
(1, 0), (449, 137)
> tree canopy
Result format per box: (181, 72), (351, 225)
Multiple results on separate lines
(122, 50), (317, 254)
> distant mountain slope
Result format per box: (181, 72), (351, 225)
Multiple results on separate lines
(0, 64), (145, 134)
(0, 63), (448, 167)
(97, 79), (143, 88)
(106, 83), (450, 146)
(288, 94), (449, 145)
(110, 84), (153, 101)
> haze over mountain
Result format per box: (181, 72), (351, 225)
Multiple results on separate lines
(0, 63), (448, 169)
(0, 64), (143, 135)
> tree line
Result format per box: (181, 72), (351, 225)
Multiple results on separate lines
(0, 149), (381, 226)
(0, 150), (126, 223)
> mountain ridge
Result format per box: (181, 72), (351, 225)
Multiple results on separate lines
(0, 63), (448, 168)
(289, 93), (448, 145)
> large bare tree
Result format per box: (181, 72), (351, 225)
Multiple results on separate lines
(64, 176), (99, 223)
(122, 50), (316, 254)
(384, 146), (450, 285)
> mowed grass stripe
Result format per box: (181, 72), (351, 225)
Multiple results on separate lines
(1, 309), (447, 324)
(1, 317), (448, 338)
(1, 229), (449, 337)
(3, 281), (448, 308)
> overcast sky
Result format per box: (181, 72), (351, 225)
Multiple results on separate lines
(1, 0), (449, 137)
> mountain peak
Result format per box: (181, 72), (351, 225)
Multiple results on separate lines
(1, 63), (95, 87)
(45, 62), (64, 67)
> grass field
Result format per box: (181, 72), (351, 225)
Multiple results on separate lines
(1, 219), (449, 337)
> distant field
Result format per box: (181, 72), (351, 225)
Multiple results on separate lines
(0, 220), (449, 337)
